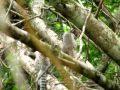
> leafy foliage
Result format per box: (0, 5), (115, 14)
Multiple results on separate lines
(0, 65), (17, 90)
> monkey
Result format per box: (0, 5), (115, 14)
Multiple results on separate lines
(62, 32), (76, 58)
(34, 51), (50, 90)
(62, 32), (95, 74)
(62, 32), (82, 88)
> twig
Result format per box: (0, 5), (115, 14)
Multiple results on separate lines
(95, 0), (104, 18)
(10, 10), (23, 18)
(0, 46), (10, 69)
(76, 9), (91, 59)
(0, 59), (10, 69)
(12, 14), (42, 26)
(80, 9), (91, 40)
(5, 0), (14, 20)
(12, 20), (24, 25)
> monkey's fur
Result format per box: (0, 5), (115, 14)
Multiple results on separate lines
(62, 32), (76, 57)
(62, 32), (81, 88)
(34, 51), (50, 90)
